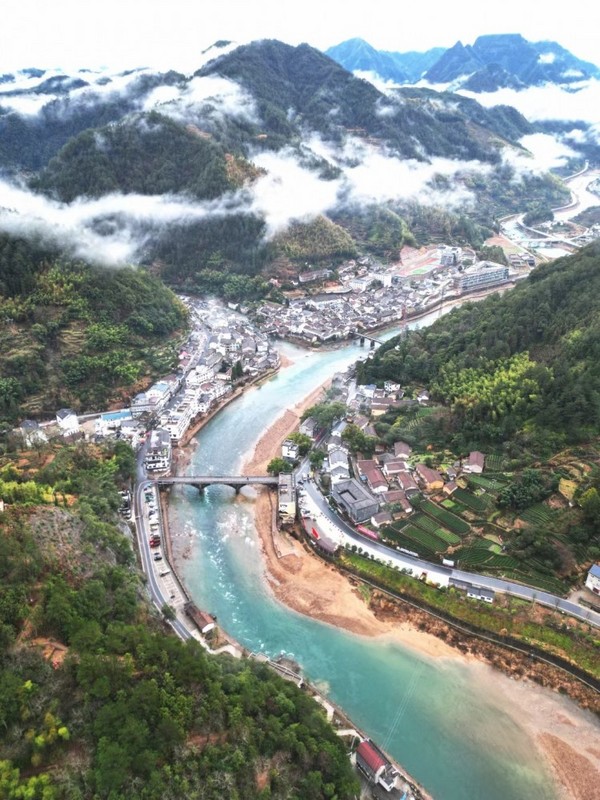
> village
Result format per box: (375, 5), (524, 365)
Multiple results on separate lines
(276, 364), (600, 612)
(255, 243), (523, 345)
(15, 297), (280, 475)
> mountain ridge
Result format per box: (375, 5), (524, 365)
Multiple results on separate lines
(326, 33), (600, 91)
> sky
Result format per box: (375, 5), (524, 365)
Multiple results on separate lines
(1, 0), (598, 74)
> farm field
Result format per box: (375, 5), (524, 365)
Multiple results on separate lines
(518, 503), (557, 526)
(467, 474), (508, 492)
(420, 499), (470, 535)
(452, 487), (490, 513)
(382, 525), (437, 560)
(411, 513), (461, 545)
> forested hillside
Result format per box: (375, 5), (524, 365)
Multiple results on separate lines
(0, 441), (359, 799)
(0, 71), (186, 172)
(0, 233), (186, 422)
(358, 243), (600, 450)
(0, 40), (576, 287)
(33, 112), (253, 202)
(200, 40), (521, 164)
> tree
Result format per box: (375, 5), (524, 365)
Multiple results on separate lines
(580, 487), (600, 525)
(232, 360), (244, 380)
(266, 458), (293, 475)
(341, 425), (377, 457)
(309, 450), (326, 469)
(301, 402), (346, 431)
(286, 432), (312, 456)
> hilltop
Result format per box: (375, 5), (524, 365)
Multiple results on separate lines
(327, 33), (600, 91)
(358, 242), (600, 447)
(0, 39), (572, 288)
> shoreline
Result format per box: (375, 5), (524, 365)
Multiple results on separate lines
(163, 305), (598, 800)
(240, 380), (471, 659)
(271, 282), (516, 352)
(237, 385), (599, 800)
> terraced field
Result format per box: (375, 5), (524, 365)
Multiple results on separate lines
(467, 474), (508, 492)
(420, 499), (470, 535)
(452, 488), (489, 513)
(518, 503), (556, 527)
(411, 513), (461, 545)
(401, 523), (448, 552)
(381, 525), (437, 560)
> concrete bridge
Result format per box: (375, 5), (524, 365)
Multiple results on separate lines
(351, 331), (385, 347)
(155, 475), (279, 493)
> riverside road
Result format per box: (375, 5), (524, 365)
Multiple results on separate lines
(303, 479), (600, 629)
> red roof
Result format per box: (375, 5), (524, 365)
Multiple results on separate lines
(357, 740), (387, 773)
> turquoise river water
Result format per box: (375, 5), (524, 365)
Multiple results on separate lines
(170, 314), (558, 800)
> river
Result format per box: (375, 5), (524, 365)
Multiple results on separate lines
(169, 313), (559, 800)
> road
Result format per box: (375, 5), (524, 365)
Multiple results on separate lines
(302, 476), (600, 628)
(133, 474), (193, 641)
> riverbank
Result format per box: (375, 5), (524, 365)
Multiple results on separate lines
(239, 381), (599, 800)
(241, 382), (467, 659)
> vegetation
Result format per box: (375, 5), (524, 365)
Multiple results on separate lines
(266, 457), (294, 475)
(339, 550), (600, 678)
(268, 216), (357, 264)
(301, 402), (346, 431)
(341, 424), (377, 457)
(358, 243), (600, 450)
(0, 441), (359, 799)
(0, 233), (186, 422)
(34, 112), (244, 202)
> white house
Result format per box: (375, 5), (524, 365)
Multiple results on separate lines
(282, 439), (299, 461)
(463, 451), (486, 474)
(585, 564), (600, 595)
(56, 408), (79, 436)
(19, 420), (47, 447)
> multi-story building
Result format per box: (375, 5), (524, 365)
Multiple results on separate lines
(456, 265), (509, 293)
(144, 429), (172, 474)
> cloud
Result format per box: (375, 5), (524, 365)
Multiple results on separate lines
(0, 178), (249, 266)
(243, 136), (494, 237)
(353, 70), (401, 93)
(458, 79), (600, 125)
(504, 132), (578, 173)
(248, 149), (341, 236)
(537, 52), (556, 64)
(147, 74), (258, 124)
(0, 93), (57, 115)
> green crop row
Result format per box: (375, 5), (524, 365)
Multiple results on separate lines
(421, 499), (470, 535)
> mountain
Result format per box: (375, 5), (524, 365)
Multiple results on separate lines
(424, 33), (600, 89)
(325, 38), (410, 83)
(198, 39), (522, 163)
(423, 41), (483, 84)
(325, 38), (445, 83)
(357, 242), (600, 446)
(326, 34), (600, 92)
(0, 39), (572, 293)
(33, 111), (251, 202)
(461, 63), (526, 92)
(0, 69), (186, 171)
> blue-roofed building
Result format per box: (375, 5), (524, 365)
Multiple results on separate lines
(585, 564), (600, 595)
(96, 409), (132, 436)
